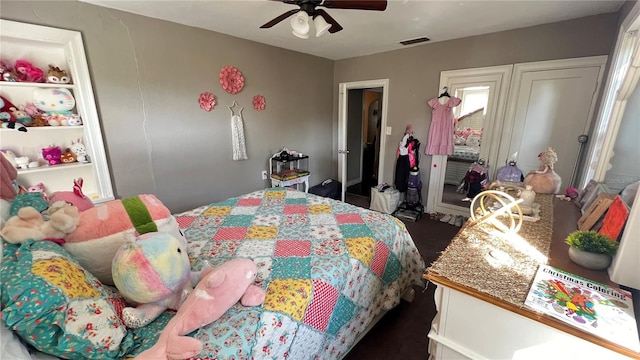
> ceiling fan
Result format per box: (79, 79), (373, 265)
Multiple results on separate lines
(260, 0), (388, 38)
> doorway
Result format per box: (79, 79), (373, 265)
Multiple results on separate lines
(338, 79), (389, 202)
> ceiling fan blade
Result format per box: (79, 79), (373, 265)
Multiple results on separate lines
(260, 9), (300, 28)
(316, 9), (343, 34)
(321, 0), (387, 11)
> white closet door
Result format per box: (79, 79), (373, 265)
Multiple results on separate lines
(501, 57), (606, 187)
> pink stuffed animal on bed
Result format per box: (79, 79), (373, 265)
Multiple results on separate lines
(134, 258), (265, 360)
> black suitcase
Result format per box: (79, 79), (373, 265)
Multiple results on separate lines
(309, 179), (342, 200)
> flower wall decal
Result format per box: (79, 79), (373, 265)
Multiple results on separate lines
(219, 66), (245, 95)
(199, 92), (216, 111)
(253, 95), (266, 111)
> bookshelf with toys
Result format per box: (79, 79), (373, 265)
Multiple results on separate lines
(0, 19), (113, 204)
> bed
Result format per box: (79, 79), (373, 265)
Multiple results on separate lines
(1, 187), (425, 359)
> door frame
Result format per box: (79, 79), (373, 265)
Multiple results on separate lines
(338, 79), (389, 202)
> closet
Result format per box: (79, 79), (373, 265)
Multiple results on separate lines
(0, 20), (113, 203)
(426, 56), (607, 216)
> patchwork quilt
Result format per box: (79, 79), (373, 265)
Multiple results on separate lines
(170, 188), (425, 359)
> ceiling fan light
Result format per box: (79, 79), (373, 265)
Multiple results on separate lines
(290, 11), (310, 38)
(313, 15), (331, 37)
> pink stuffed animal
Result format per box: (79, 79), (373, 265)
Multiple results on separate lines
(14, 60), (44, 83)
(134, 258), (265, 360)
(48, 178), (94, 212)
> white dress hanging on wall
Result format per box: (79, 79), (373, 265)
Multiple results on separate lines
(229, 101), (248, 161)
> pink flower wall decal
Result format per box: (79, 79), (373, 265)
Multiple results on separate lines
(199, 92), (216, 111)
(253, 95), (266, 111)
(219, 66), (245, 95)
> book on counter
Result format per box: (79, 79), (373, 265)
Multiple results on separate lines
(525, 264), (640, 352)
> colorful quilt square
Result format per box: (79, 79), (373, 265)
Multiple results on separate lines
(331, 201), (358, 214)
(237, 240), (276, 258)
(360, 210), (391, 225)
(308, 204), (332, 214)
(192, 215), (226, 229)
(303, 280), (339, 332)
(285, 189), (307, 197)
(264, 279), (313, 321)
(201, 240), (240, 258)
(312, 238), (346, 257)
(277, 224), (311, 240)
(237, 198), (262, 206)
(370, 242), (390, 278)
(342, 259), (366, 302)
(326, 294), (356, 336)
(222, 214), (254, 227)
(252, 214), (281, 227)
(311, 256), (349, 288)
(275, 240), (311, 257)
(253, 257), (273, 287)
(284, 205), (308, 214)
(310, 225), (342, 240)
(282, 214), (308, 227)
(339, 224), (374, 238)
(272, 257), (312, 279)
(309, 214), (337, 225)
(247, 226), (278, 240)
(213, 227), (248, 241)
(335, 213), (364, 224)
(191, 306), (261, 359)
(356, 272), (381, 308)
(256, 204), (284, 215)
(254, 312), (298, 359)
(203, 206), (232, 216)
(264, 198), (285, 206)
(175, 216), (196, 229)
(308, 196), (331, 205)
(346, 237), (376, 266)
(288, 325), (324, 360)
(215, 198), (241, 206)
(265, 190), (287, 198)
(184, 226), (217, 242)
(230, 206), (258, 215)
(381, 252), (402, 284)
(285, 197), (307, 204)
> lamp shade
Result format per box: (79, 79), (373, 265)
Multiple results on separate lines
(290, 11), (310, 39)
(313, 15), (331, 37)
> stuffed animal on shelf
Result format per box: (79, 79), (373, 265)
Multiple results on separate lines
(9, 106), (33, 126)
(48, 178), (94, 212)
(112, 232), (198, 329)
(69, 139), (90, 163)
(0, 202), (80, 244)
(0, 95), (27, 132)
(60, 148), (77, 163)
(0, 61), (19, 82)
(524, 147), (562, 194)
(42, 145), (62, 165)
(14, 60), (44, 83)
(46, 65), (71, 84)
(63, 194), (184, 285)
(134, 258), (265, 360)
(32, 88), (77, 126)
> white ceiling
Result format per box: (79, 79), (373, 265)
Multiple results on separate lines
(81, 0), (624, 60)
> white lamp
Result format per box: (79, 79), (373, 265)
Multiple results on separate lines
(290, 11), (310, 39)
(313, 15), (331, 37)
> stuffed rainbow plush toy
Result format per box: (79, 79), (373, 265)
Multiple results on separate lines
(112, 232), (197, 329)
(134, 258), (265, 360)
(63, 194), (185, 286)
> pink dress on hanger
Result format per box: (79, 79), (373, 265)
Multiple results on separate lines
(425, 96), (461, 155)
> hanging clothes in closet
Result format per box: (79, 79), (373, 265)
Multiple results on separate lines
(395, 125), (414, 193)
(460, 159), (489, 201)
(425, 88), (461, 155)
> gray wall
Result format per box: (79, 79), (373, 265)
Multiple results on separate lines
(1, 1), (335, 212)
(333, 13), (619, 200)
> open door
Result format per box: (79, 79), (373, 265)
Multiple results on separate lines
(338, 79), (389, 202)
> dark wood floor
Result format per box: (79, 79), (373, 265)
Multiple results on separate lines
(343, 193), (459, 360)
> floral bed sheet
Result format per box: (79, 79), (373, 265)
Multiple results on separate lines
(168, 188), (425, 359)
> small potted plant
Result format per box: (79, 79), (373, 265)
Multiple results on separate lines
(565, 230), (619, 270)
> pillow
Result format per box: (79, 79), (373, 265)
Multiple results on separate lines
(466, 135), (481, 147)
(1, 240), (136, 359)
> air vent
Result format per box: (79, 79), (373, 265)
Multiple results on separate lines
(399, 37), (430, 46)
